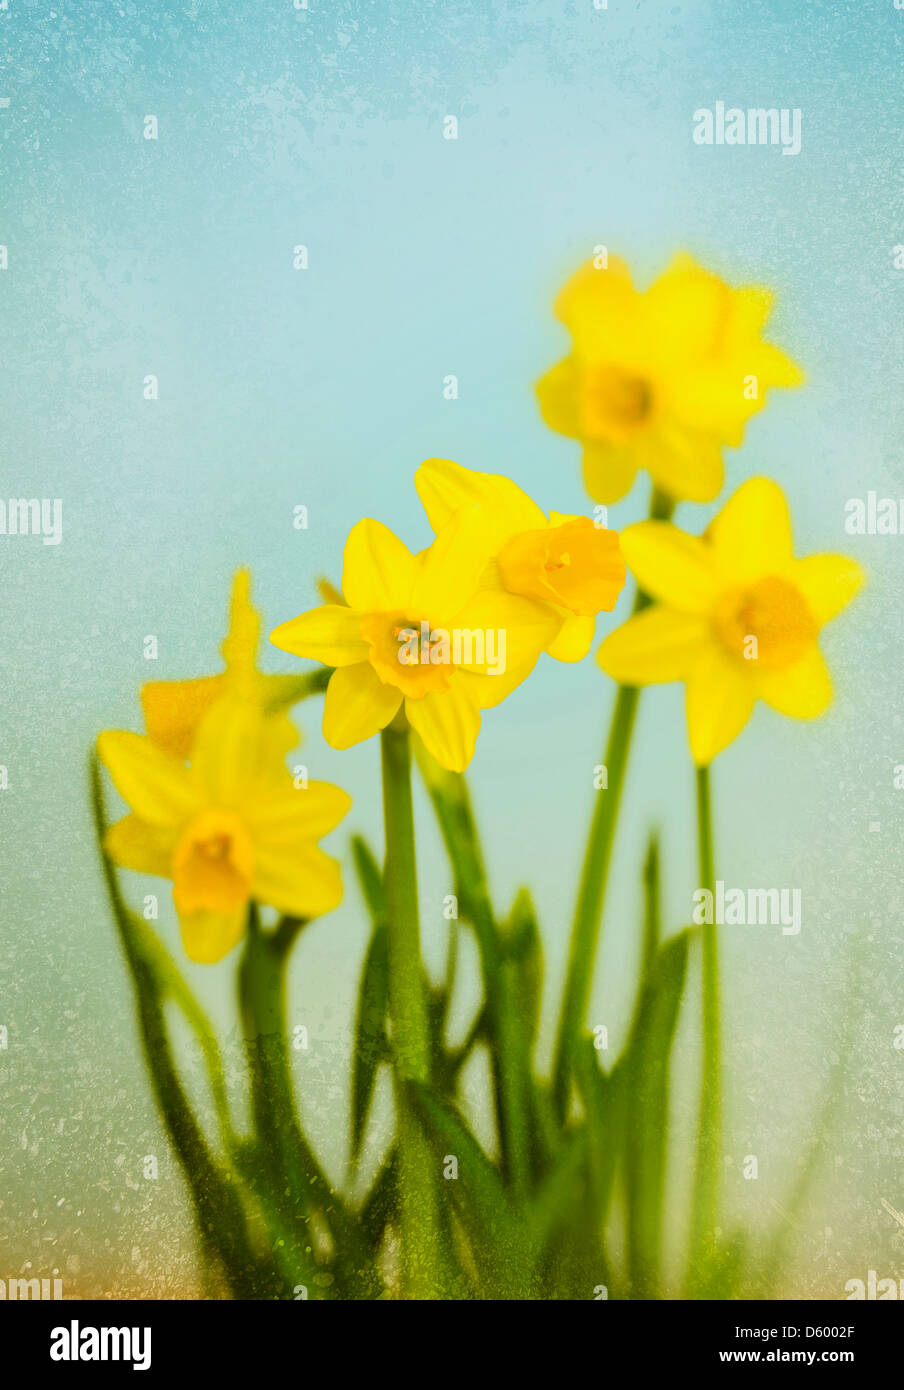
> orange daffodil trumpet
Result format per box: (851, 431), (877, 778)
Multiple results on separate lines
(98, 572), (350, 963)
(536, 254), (804, 506)
(270, 463), (627, 772)
(414, 457), (626, 662)
(598, 478), (864, 765)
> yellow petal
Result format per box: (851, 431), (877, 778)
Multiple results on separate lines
(322, 662), (402, 749)
(553, 257), (642, 356)
(456, 662), (535, 710)
(758, 645), (832, 719)
(190, 697), (264, 805)
(252, 843), (343, 919)
(535, 357), (581, 438)
(105, 814), (175, 876)
(415, 457), (545, 544)
(647, 425), (723, 504)
(251, 711), (301, 792)
(790, 554), (865, 626)
(686, 646), (756, 765)
(246, 781), (351, 843)
(705, 477), (794, 583)
(342, 519), (417, 612)
(221, 568), (260, 685)
(97, 730), (198, 827)
(599, 606), (708, 684)
(410, 505), (492, 623)
(547, 613), (596, 662)
(452, 587), (559, 673)
(405, 685), (481, 772)
(581, 440), (639, 505)
(178, 906), (247, 964)
(270, 604), (368, 666)
(317, 576), (345, 606)
(665, 361), (760, 444)
(140, 675), (225, 759)
(621, 522), (719, 613)
(642, 255), (734, 367)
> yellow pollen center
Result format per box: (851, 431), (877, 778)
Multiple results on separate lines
(712, 576), (818, 672)
(172, 808), (254, 916)
(582, 365), (654, 442)
(359, 610), (453, 697)
(497, 517), (626, 617)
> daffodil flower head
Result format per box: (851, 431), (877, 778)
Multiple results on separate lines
(141, 569), (301, 759)
(536, 254), (804, 506)
(270, 507), (566, 772)
(598, 477), (864, 764)
(98, 696), (350, 962)
(414, 457), (627, 663)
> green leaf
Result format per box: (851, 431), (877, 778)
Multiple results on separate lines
(405, 1080), (532, 1298)
(350, 920), (390, 1163)
(413, 746), (534, 1196)
(527, 1126), (588, 1251)
(89, 753), (272, 1298)
(573, 1038), (625, 1231)
(351, 835), (386, 920)
(503, 887), (543, 1056)
(358, 1148), (398, 1255)
(349, 837), (390, 1164)
(262, 667), (331, 711)
(623, 926), (690, 1298)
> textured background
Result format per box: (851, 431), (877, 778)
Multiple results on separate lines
(1, 0), (902, 1297)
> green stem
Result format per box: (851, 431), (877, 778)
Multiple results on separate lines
(551, 679), (640, 1116)
(414, 752), (531, 1195)
(380, 716), (443, 1298)
(551, 485), (674, 1118)
(687, 762), (720, 1289)
(238, 909), (378, 1299)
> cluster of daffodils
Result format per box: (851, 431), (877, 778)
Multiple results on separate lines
(271, 458), (626, 773)
(97, 250), (864, 969)
(99, 574), (349, 962)
(536, 251), (862, 763)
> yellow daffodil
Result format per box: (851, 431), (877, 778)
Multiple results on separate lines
(270, 509), (562, 772)
(415, 457), (626, 662)
(141, 569), (301, 759)
(536, 254), (804, 506)
(98, 697), (350, 962)
(598, 477), (864, 765)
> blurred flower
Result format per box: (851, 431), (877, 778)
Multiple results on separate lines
(536, 254), (803, 506)
(141, 569), (301, 759)
(415, 456), (626, 661)
(598, 477), (863, 764)
(98, 698), (349, 962)
(270, 510), (560, 772)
